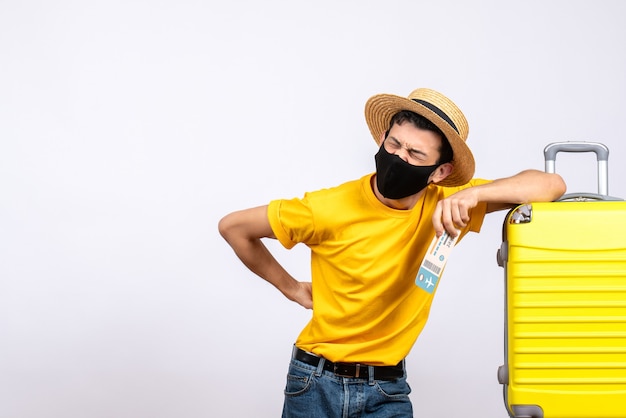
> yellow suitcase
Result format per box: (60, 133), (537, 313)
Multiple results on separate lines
(497, 142), (626, 418)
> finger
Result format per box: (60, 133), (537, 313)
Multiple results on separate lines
(443, 217), (459, 237)
(451, 203), (467, 229)
(302, 282), (313, 310)
(438, 203), (461, 237)
(440, 201), (459, 235)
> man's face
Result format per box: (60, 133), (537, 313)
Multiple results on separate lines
(382, 121), (443, 166)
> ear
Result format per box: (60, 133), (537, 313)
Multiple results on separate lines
(430, 162), (454, 184)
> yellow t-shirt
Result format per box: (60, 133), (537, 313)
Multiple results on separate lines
(268, 173), (490, 365)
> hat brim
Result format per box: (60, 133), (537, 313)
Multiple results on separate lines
(365, 94), (475, 187)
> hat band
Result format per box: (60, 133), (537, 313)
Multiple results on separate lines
(411, 99), (459, 134)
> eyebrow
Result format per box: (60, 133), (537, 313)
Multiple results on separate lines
(389, 135), (428, 158)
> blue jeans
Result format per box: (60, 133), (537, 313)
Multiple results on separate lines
(281, 354), (413, 418)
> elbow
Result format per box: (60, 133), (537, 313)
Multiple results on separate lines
(218, 213), (234, 242)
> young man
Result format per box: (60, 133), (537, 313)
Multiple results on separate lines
(218, 88), (566, 417)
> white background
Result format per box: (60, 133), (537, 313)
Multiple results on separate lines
(2, 1), (626, 417)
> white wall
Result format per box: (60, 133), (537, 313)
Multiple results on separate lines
(2, 1), (626, 417)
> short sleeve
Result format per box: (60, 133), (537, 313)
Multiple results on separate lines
(267, 196), (317, 249)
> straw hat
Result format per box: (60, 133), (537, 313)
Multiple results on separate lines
(364, 88), (475, 187)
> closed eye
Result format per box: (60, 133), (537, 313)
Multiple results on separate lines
(386, 137), (402, 149)
(408, 149), (427, 161)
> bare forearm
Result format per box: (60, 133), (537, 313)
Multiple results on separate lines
(478, 170), (566, 212)
(218, 206), (312, 308)
(433, 169), (566, 236)
(225, 232), (299, 297)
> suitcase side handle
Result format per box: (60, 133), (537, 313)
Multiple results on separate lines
(543, 141), (611, 198)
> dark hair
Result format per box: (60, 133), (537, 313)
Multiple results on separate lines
(386, 110), (453, 164)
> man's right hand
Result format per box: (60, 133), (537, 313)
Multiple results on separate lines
(284, 281), (313, 310)
(219, 205), (312, 309)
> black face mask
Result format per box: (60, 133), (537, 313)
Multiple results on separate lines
(374, 143), (439, 199)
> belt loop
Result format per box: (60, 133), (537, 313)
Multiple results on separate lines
(368, 365), (375, 385)
(315, 357), (325, 377)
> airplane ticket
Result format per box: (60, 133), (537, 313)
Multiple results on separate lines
(415, 230), (459, 293)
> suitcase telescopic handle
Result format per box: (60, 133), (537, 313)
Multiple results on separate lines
(544, 141), (611, 198)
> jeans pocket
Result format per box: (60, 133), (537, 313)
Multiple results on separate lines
(374, 377), (412, 400)
(284, 363), (315, 397)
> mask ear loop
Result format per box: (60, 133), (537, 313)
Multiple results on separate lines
(431, 162), (454, 185)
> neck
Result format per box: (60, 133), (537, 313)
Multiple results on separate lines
(371, 174), (424, 210)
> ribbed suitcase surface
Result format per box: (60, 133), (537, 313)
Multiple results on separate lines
(501, 201), (626, 418)
(498, 142), (626, 418)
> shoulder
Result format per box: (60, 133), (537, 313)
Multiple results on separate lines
(268, 175), (370, 218)
(282, 175), (370, 206)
